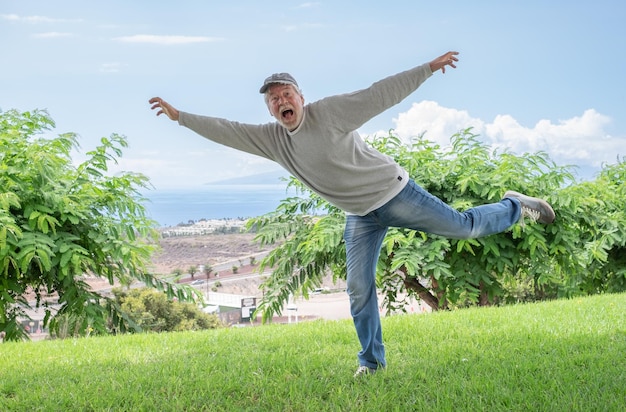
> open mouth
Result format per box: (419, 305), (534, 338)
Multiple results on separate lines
(281, 109), (294, 121)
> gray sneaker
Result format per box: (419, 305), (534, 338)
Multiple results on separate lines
(503, 191), (555, 224)
(353, 365), (380, 377)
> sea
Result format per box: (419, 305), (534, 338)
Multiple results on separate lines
(142, 184), (295, 227)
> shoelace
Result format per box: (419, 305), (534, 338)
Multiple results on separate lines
(520, 206), (541, 224)
(354, 366), (376, 377)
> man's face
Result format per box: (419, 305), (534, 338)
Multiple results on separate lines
(266, 84), (305, 132)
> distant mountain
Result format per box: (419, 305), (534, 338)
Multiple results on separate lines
(205, 163), (602, 187)
(206, 170), (291, 185)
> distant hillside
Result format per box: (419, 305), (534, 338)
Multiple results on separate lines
(207, 165), (601, 186)
(207, 170), (291, 185)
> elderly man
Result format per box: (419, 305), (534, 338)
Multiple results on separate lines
(149, 50), (555, 377)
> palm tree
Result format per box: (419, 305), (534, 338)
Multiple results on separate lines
(204, 264), (213, 280)
(188, 265), (198, 280)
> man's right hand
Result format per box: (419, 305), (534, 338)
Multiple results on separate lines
(149, 97), (180, 121)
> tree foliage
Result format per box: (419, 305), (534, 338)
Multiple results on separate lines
(0, 109), (199, 341)
(248, 129), (626, 321)
(111, 287), (222, 333)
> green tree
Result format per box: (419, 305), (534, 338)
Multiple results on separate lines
(556, 160), (626, 295)
(0, 109), (198, 341)
(203, 264), (213, 280)
(188, 265), (198, 280)
(248, 129), (625, 321)
(111, 287), (222, 332)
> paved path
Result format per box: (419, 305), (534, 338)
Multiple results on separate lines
(281, 291), (431, 322)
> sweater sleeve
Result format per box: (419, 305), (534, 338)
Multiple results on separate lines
(316, 63), (433, 132)
(178, 112), (280, 161)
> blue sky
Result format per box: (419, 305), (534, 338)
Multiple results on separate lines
(2, 1), (625, 189)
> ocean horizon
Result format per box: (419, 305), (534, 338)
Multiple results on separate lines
(142, 184), (294, 227)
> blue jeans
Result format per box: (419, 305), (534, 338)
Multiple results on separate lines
(343, 179), (521, 369)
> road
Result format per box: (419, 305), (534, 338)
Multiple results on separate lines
(200, 271), (429, 322)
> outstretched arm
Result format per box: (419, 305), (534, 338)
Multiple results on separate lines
(316, 50), (459, 132)
(429, 51), (459, 74)
(149, 97), (180, 121)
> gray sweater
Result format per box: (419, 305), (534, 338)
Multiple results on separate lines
(179, 62), (433, 216)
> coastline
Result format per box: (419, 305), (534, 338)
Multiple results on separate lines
(143, 182), (293, 227)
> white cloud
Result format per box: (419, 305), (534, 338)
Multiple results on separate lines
(391, 101), (484, 146)
(1, 14), (82, 23)
(484, 109), (616, 165)
(114, 35), (223, 45)
(1, 13), (21, 21)
(296, 2), (321, 8)
(32, 32), (73, 39)
(373, 101), (624, 170)
(99, 62), (126, 73)
(280, 23), (323, 32)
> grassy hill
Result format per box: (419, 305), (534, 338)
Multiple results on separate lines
(1, 293), (625, 411)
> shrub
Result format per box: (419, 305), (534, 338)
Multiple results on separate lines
(248, 129), (626, 320)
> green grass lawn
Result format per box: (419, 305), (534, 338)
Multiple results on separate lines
(1, 293), (625, 411)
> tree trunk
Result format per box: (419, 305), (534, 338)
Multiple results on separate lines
(479, 281), (491, 306)
(400, 264), (440, 311)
